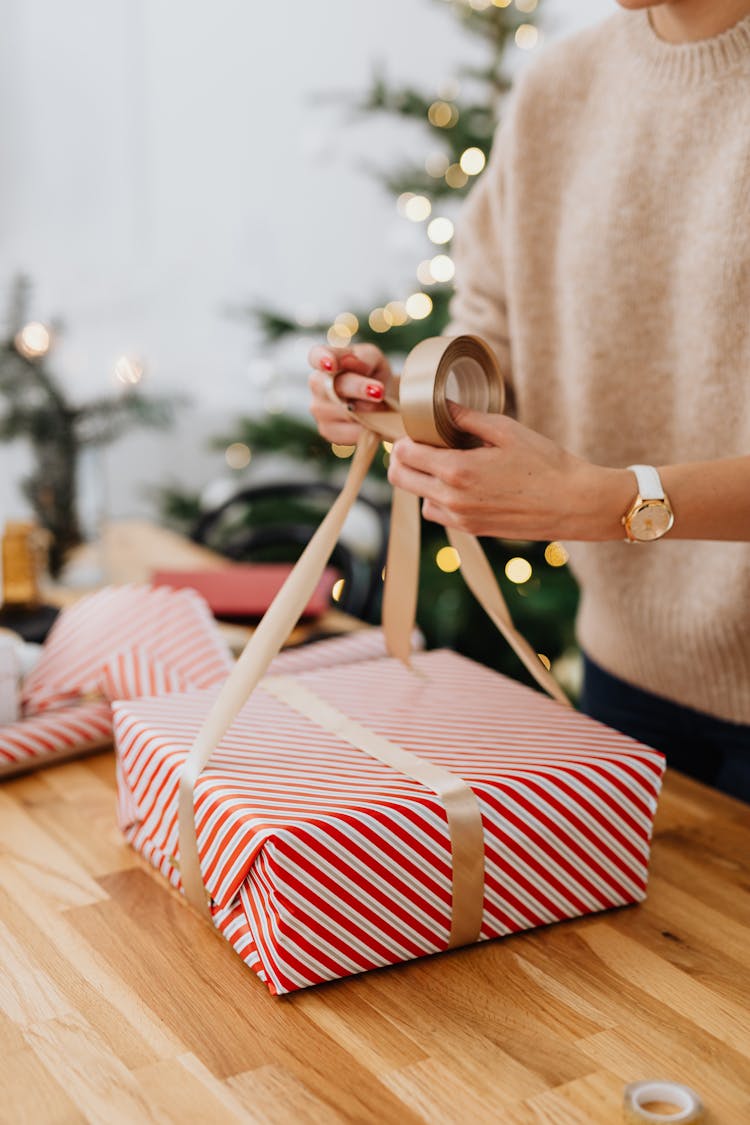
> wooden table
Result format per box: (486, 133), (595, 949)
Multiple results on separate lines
(2, 758), (749, 1124)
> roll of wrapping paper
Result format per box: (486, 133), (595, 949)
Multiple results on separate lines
(177, 335), (570, 937)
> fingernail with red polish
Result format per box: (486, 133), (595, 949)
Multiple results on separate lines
(366, 383), (384, 400)
(320, 357), (334, 371)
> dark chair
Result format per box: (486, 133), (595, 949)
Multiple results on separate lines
(191, 480), (390, 621)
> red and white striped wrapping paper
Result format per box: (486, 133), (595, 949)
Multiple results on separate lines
(266, 626), (423, 675)
(0, 585), (234, 778)
(114, 649), (665, 996)
(0, 701), (113, 778)
(22, 585), (233, 716)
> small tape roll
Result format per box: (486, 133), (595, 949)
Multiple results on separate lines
(399, 335), (504, 449)
(623, 1080), (704, 1124)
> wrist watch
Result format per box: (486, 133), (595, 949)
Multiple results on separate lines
(622, 464), (674, 542)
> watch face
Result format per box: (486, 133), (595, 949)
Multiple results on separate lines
(630, 501), (673, 541)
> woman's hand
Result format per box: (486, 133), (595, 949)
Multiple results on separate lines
(308, 343), (392, 445)
(388, 403), (633, 542)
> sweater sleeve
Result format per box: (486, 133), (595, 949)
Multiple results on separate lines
(444, 122), (515, 414)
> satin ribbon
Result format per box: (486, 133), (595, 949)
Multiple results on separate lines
(177, 335), (570, 938)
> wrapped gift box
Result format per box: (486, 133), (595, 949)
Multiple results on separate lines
(114, 648), (665, 996)
(1, 585), (234, 779)
(22, 584), (232, 715)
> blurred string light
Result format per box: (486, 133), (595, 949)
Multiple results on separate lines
(398, 193), (432, 222)
(417, 259), (436, 285)
(460, 147), (486, 176)
(469, 0), (492, 10)
(327, 323), (351, 347)
(369, 307), (391, 333)
(385, 300), (408, 325)
(429, 255), (455, 283)
(225, 442), (252, 470)
(436, 545), (461, 573)
(428, 101), (459, 128)
(515, 0), (538, 11)
(327, 311), (360, 347)
(331, 578), (346, 602)
(537, 653), (551, 670)
(425, 152), (450, 178)
(427, 217), (454, 244)
(15, 322), (51, 359)
(445, 163), (469, 189)
(505, 556), (533, 584)
(331, 443), (355, 458)
(405, 292), (433, 319)
(114, 356), (144, 386)
(544, 541), (569, 567)
(493, 0), (512, 6)
(515, 23), (539, 49)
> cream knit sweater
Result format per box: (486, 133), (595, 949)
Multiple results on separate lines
(446, 9), (750, 724)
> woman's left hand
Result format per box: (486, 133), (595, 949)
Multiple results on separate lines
(387, 404), (632, 542)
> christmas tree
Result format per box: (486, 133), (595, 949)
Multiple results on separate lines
(160, 0), (581, 694)
(0, 277), (181, 575)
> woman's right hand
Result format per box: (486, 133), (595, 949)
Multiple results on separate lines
(308, 343), (392, 445)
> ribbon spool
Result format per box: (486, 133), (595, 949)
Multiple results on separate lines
(623, 1081), (704, 1124)
(326, 334), (504, 450)
(398, 335), (504, 449)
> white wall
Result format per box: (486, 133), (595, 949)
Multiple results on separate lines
(0, 0), (613, 523)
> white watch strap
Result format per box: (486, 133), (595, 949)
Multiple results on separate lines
(627, 464), (665, 501)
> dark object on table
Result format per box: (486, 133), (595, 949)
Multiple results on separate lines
(0, 604), (59, 644)
(191, 482), (389, 621)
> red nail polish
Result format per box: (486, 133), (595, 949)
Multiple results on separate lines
(320, 357), (334, 371)
(366, 383), (383, 400)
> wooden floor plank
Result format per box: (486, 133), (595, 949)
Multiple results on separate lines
(22, 1012), (173, 1125)
(2, 1046), (86, 1125)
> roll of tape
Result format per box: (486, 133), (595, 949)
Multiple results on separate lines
(399, 335), (504, 449)
(623, 1080), (704, 1124)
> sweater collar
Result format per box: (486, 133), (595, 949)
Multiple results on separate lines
(623, 9), (750, 85)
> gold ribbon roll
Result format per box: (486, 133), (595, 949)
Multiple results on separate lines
(399, 335), (504, 448)
(177, 335), (569, 942)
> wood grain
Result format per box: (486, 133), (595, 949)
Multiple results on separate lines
(1, 753), (748, 1124)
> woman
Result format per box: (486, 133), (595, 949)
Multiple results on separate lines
(307, 0), (750, 801)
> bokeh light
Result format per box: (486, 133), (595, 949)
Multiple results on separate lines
(459, 147), (486, 176)
(114, 356), (144, 386)
(436, 546), (461, 573)
(331, 578), (346, 603)
(368, 308), (391, 333)
(515, 23), (539, 49)
(428, 101), (459, 128)
(425, 152), (450, 178)
(427, 217), (454, 244)
(404, 195), (432, 222)
(445, 163), (469, 189)
(384, 300), (408, 326)
(15, 321), (52, 359)
(430, 255), (455, 283)
(225, 442), (252, 470)
(544, 541), (569, 567)
(505, 557), (533, 584)
(405, 292), (433, 320)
